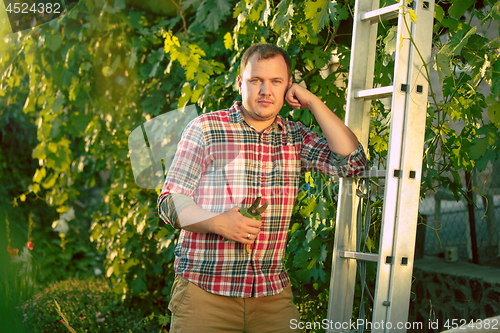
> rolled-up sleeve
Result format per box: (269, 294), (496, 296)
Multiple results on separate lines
(328, 142), (368, 177)
(157, 118), (206, 228)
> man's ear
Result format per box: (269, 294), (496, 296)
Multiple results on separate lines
(237, 75), (242, 92)
(288, 77), (293, 89)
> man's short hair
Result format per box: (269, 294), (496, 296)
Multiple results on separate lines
(240, 43), (292, 78)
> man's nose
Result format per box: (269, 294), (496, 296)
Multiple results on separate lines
(260, 81), (271, 95)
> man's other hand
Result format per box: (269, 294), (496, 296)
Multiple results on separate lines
(215, 207), (262, 244)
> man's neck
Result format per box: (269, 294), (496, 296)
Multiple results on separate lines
(239, 105), (276, 133)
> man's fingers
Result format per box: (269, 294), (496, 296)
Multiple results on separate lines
(286, 96), (298, 105)
(285, 89), (296, 101)
(286, 98), (298, 108)
(240, 230), (259, 244)
(220, 207), (263, 243)
(247, 225), (261, 235)
(286, 83), (314, 109)
(245, 217), (262, 228)
(236, 218), (261, 244)
(285, 91), (302, 109)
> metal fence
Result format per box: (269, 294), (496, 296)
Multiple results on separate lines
(418, 161), (500, 268)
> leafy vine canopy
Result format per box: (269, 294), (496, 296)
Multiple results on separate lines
(0, 0), (499, 321)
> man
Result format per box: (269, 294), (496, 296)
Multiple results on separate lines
(158, 43), (367, 332)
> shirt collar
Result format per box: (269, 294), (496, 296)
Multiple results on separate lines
(230, 101), (284, 131)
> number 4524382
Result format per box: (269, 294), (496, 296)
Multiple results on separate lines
(443, 318), (499, 330)
(5, 2), (61, 14)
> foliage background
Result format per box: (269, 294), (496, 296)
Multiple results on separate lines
(1, 0), (499, 331)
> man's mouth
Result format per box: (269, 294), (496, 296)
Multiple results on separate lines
(258, 100), (272, 106)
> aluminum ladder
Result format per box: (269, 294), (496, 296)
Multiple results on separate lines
(326, 0), (434, 332)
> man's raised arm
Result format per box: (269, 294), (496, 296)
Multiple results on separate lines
(285, 83), (360, 156)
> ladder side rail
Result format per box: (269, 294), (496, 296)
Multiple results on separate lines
(371, 1), (412, 329)
(326, 0), (379, 330)
(327, 178), (360, 333)
(344, 0), (379, 149)
(384, 1), (435, 330)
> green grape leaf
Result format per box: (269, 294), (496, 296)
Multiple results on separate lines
(448, 0), (475, 19)
(383, 26), (398, 56)
(224, 32), (233, 50)
(300, 195), (317, 217)
(271, 0), (294, 32)
(45, 34), (62, 52)
(434, 4), (445, 22)
(487, 98), (500, 127)
(42, 172), (59, 189)
(434, 26), (477, 82)
(304, 0), (329, 33)
(131, 273), (147, 294)
(468, 137), (489, 161)
(196, 0), (232, 31)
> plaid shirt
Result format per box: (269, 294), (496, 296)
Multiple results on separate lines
(158, 101), (367, 298)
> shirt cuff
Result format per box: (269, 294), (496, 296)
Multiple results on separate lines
(158, 193), (196, 229)
(331, 142), (368, 177)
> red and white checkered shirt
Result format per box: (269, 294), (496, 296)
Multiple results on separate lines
(158, 101), (367, 298)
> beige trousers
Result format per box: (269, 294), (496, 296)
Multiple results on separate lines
(168, 275), (301, 333)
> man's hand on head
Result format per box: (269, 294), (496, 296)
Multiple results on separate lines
(285, 83), (318, 110)
(285, 82), (360, 155)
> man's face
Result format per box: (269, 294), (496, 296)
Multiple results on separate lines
(237, 53), (292, 129)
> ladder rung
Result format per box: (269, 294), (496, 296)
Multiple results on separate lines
(360, 3), (400, 23)
(354, 85), (393, 100)
(357, 169), (386, 178)
(340, 251), (378, 262)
